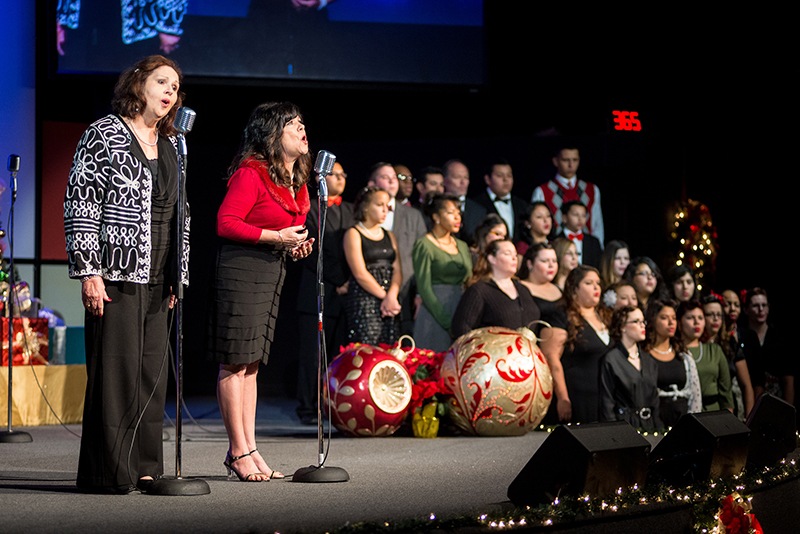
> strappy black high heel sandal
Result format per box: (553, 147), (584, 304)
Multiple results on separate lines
(250, 448), (285, 479)
(223, 451), (265, 482)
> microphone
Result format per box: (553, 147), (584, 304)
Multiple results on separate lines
(7, 154), (19, 202)
(314, 150), (336, 201)
(173, 107), (196, 134)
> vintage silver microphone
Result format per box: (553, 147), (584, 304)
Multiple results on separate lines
(313, 150), (336, 201)
(173, 107), (196, 157)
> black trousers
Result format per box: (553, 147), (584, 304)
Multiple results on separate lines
(77, 282), (171, 492)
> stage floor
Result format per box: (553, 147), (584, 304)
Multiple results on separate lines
(0, 397), (797, 534)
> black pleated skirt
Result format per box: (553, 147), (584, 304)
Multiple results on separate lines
(206, 242), (286, 366)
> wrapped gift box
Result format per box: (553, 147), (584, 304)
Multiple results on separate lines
(1, 317), (49, 366)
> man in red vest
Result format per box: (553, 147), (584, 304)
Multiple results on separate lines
(531, 147), (604, 245)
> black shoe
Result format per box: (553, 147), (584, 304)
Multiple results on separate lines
(137, 477), (158, 492)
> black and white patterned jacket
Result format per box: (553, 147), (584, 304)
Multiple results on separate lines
(57, 0), (186, 44)
(64, 114), (190, 286)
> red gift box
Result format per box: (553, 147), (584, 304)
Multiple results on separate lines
(1, 317), (49, 366)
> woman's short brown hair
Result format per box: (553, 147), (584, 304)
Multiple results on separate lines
(111, 55), (184, 137)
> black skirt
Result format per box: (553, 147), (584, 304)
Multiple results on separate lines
(206, 242), (286, 365)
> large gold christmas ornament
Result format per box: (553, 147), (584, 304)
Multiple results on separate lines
(441, 326), (552, 436)
(325, 343), (413, 437)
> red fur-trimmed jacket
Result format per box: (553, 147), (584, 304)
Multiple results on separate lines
(217, 158), (310, 244)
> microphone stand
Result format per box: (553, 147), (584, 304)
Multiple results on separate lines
(292, 172), (349, 483)
(1, 159), (32, 443)
(148, 130), (209, 495)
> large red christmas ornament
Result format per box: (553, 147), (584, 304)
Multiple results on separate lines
(325, 343), (413, 437)
(441, 327), (552, 436)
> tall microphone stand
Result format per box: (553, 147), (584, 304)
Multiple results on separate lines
(293, 153), (349, 483)
(1, 155), (32, 443)
(149, 110), (209, 495)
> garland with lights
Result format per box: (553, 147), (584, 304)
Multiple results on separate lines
(323, 458), (798, 534)
(669, 199), (718, 292)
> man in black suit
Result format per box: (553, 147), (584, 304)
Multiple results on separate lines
(472, 158), (530, 242)
(368, 162), (427, 335)
(556, 200), (602, 268)
(295, 161), (354, 424)
(442, 159), (485, 244)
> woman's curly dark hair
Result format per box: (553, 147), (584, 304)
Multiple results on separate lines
(610, 305), (638, 342)
(112, 55), (184, 137)
(643, 298), (684, 354)
(228, 102), (313, 189)
(562, 265), (610, 347)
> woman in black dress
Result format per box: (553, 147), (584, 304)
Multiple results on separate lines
(643, 299), (702, 427)
(451, 239), (540, 338)
(518, 242), (562, 326)
(65, 55), (187, 493)
(207, 102), (314, 482)
(343, 186), (403, 345)
(623, 256), (668, 311)
(600, 306), (662, 430)
(539, 265), (612, 424)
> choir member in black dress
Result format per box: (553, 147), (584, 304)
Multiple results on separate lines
(65, 56), (186, 493)
(517, 242), (562, 326)
(451, 239), (540, 338)
(539, 265), (612, 424)
(468, 213), (508, 268)
(702, 294), (754, 419)
(601, 280), (638, 312)
(668, 265), (698, 304)
(552, 237), (578, 291)
(598, 240), (630, 290)
(623, 257), (668, 312)
(343, 186), (403, 345)
(295, 161), (354, 425)
(207, 102), (314, 482)
(740, 288), (794, 405)
(600, 306), (662, 430)
(721, 289), (743, 344)
(643, 299), (702, 427)
(515, 201), (553, 256)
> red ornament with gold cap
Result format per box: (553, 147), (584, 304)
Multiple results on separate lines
(324, 337), (414, 437)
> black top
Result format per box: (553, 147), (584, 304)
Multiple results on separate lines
(531, 295), (561, 325)
(147, 142), (178, 284)
(599, 343), (662, 430)
(451, 279), (540, 338)
(548, 305), (612, 424)
(656, 357), (686, 391)
(741, 325), (792, 392)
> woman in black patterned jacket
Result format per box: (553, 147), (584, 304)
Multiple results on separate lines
(64, 55), (188, 494)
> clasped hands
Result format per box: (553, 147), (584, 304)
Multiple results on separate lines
(278, 225), (314, 260)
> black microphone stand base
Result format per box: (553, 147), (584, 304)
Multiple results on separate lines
(0, 430), (33, 443)
(146, 476), (210, 496)
(292, 465), (350, 483)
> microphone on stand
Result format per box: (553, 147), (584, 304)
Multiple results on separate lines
(313, 150), (336, 201)
(172, 107), (196, 157)
(7, 154), (19, 203)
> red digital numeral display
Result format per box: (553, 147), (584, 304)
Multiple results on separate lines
(612, 111), (641, 131)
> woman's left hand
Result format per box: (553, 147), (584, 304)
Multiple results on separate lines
(290, 238), (315, 260)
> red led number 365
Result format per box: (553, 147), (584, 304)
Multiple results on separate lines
(612, 111), (641, 131)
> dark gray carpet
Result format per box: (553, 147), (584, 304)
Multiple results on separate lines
(0, 397), (562, 534)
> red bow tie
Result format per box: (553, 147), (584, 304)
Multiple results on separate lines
(567, 232), (583, 242)
(388, 204), (394, 212)
(327, 196), (342, 207)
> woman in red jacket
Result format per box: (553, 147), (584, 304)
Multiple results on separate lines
(206, 102), (313, 482)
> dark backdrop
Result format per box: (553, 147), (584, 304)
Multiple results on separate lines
(37, 6), (781, 397)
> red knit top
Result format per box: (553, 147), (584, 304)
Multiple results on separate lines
(217, 158), (310, 244)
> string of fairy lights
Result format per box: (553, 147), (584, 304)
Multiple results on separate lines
(669, 199), (718, 291)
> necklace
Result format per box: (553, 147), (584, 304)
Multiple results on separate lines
(358, 222), (381, 239)
(651, 345), (673, 355)
(691, 343), (703, 363)
(126, 118), (158, 147)
(432, 232), (454, 248)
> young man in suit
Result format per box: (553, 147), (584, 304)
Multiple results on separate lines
(442, 159), (485, 243)
(473, 158), (530, 242)
(295, 161), (354, 424)
(556, 200), (602, 268)
(368, 162), (427, 335)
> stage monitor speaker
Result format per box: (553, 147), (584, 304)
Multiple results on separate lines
(647, 410), (749, 486)
(746, 392), (797, 469)
(507, 421), (650, 507)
